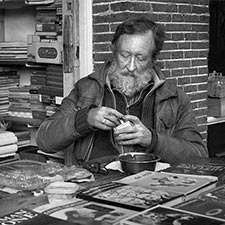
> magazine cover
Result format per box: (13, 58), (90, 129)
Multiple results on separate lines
(175, 197), (225, 221)
(34, 198), (137, 225)
(117, 170), (218, 196)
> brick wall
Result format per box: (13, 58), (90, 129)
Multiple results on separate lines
(92, 0), (209, 141)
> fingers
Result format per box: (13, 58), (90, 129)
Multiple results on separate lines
(87, 106), (124, 129)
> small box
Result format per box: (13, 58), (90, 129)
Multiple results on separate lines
(208, 97), (225, 117)
(44, 181), (79, 203)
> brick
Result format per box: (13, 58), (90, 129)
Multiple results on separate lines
(93, 43), (111, 52)
(185, 33), (198, 41)
(93, 33), (113, 43)
(178, 5), (191, 13)
(178, 42), (191, 49)
(172, 14), (185, 22)
(94, 52), (112, 62)
(184, 51), (198, 58)
(93, 4), (109, 15)
(183, 68), (198, 76)
(184, 84), (198, 93)
(198, 32), (209, 40)
(192, 24), (208, 32)
(184, 15), (199, 23)
(159, 51), (170, 60)
(198, 83), (208, 91)
(171, 33), (184, 41)
(93, 24), (110, 33)
(171, 51), (183, 59)
(198, 50), (208, 58)
(178, 77), (191, 85)
(158, 14), (172, 23)
(163, 42), (178, 50)
(192, 5), (209, 14)
(198, 67), (208, 74)
(191, 75), (208, 83)
(191, 41), (208, 49)
(151, 3), (177, 13)
(191, 59), (208, 67)
(171, 69), (184, 77)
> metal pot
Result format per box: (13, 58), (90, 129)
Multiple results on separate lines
(119, 152), (161, 174)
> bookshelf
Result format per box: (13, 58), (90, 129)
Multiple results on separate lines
(0, 0), (79, 160)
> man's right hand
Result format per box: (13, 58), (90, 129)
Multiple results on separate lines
(87, 106), (124, 130)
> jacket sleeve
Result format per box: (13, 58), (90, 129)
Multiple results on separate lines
(36, 85), (94, 153)
(153, 89), (208, 165)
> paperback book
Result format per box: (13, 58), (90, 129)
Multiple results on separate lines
(117, 170), (218, 202)
(76, 170), (217, 211)
(120, 205), (225, 225)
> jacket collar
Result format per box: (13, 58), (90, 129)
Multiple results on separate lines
(89, 60), (178, 101)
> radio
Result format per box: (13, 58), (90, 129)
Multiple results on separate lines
(27, 35), (63, 64)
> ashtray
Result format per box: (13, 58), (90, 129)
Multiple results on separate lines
(119, 152), (161, 174)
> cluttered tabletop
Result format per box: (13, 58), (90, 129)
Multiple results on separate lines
(0, 159), (128, 216)
(1, 156), (225, 224)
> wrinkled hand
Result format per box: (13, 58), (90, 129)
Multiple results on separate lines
(87, 106), (124, 130)
(114, 115), (152, 147)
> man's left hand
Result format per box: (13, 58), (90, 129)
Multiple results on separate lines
(114, 115), (152, 147)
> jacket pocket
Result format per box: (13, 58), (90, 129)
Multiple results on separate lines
(158, 112), (176, 134)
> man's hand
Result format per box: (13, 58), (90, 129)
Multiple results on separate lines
(87, 106), (124, 130)
(114, 115), (152, 147)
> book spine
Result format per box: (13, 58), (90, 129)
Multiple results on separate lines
(36, 23), (60, 32)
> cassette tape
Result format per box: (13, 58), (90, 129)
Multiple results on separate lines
(27, 35), (63, 64)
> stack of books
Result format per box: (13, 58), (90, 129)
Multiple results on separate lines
(0, 131), (18, 159)
(0, 41), (27, 62)
(0, 67), (19, 116)
(8, 85), (32, 119)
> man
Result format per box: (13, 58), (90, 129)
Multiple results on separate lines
(36, 16), (208, 166)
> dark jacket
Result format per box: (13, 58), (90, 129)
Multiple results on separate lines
(36, 61), (208, 164)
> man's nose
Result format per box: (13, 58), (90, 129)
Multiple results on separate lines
(126, 56), (137, 72)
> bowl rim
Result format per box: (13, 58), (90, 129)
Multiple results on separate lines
(118, 152), (161, 163)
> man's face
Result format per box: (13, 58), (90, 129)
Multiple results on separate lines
(114, 30), (155, 76)
(108, 30), (155, 98)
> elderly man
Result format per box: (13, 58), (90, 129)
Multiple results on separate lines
(36, 16), (208, 166)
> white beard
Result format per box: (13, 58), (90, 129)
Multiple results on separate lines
(107, 61), (153, 98)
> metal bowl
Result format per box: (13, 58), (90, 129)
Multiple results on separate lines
(119, 152), (161, 174)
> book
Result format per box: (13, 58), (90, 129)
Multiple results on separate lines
(0, 144), (18, 155)
(0, 208), (77, 225)
(0, 136), (18, 147)
(162, 157), (225, 185)
(175, 197), (225, 221)
(120, 205), (225, 225)
(34, 198), (137, 225)
(77, 181), (183, 211)
(117, 170), (217, 199)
